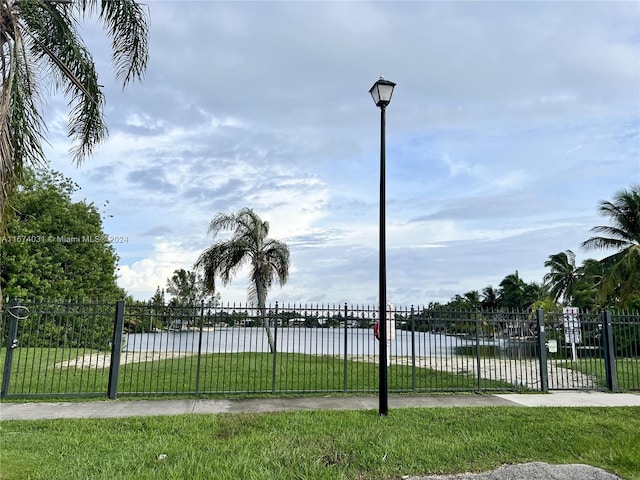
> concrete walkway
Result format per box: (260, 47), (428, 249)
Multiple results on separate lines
(1, 391), (639, 421)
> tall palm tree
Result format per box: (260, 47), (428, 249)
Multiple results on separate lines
(195, 208), (290, 352)
(581, 184), (640, 305)
(544, 250), (579, 306)
(1, 0), (149, 224)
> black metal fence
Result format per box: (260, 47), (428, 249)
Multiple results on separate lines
(2, 299), (639, 398)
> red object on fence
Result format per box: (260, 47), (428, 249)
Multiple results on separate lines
(373, 321), (380, 341)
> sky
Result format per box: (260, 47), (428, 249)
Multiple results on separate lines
(42, 0), (640, 307)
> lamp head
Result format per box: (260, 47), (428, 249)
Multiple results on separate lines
(369, 76), (396, 108)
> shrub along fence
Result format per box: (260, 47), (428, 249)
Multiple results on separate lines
(1, 299), (639, 399)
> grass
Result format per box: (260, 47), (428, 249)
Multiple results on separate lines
(1, 349), (517, 398)
(561, 358), (640, 391)
(1, 407), (639, 479)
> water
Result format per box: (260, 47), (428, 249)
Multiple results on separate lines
(124, 327), (483, 356)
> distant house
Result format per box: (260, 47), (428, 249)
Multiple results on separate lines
(167, 319), (188, 332)
(288, 317), (306, 327)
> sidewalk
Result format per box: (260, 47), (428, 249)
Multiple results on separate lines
(1, 391), (639, 421)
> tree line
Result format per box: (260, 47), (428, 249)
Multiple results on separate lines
(435, 184), (639, 313)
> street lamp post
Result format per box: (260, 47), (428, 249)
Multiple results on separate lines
(369, 76), (395, 416)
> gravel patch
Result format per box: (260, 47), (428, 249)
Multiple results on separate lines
(406, 462), (624, 480)
(350, 355), (596, 390)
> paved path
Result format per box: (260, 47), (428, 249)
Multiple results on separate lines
(1, 391), (639, 421)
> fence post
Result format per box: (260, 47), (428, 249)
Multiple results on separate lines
(536, 308), (549, 393)
(1, 300), (22, 398)
(602, 310), (618, 392)
(411, 305), (416, 392)
(475, 309), (482, 393)
(271, 301), (278, 394)
(107, 300), (125, 400)
(343, 302), (348, 392)
(195, 301), (205, 395)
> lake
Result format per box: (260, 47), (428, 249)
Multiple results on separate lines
(124, 327), (488, 357)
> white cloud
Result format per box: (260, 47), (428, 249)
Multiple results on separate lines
(117, 240), (200, 298)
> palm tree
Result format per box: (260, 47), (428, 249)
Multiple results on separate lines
(498, 271), (542, 310)
(195, 208), (290, 352)
(481, 285), (500, 310)
(1, 0), (149, 224)
(572, 258), (603, 311)
(463, 290), (481, 309)
(499, 271), (527, 309)
(581, 184), (640, 305)
(524, 281), (548, 306)
(543, 250), (579, 306)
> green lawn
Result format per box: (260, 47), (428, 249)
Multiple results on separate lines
(561, 358), (640, 391)
(1, 349), (517, 398)
(1, 407), (639, 480)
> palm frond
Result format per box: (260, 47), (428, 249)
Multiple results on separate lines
(582, 185), (640, 305)
(20, 0), (106, 163)
(92, 0), (149, 86)
(1, 6), (46, 224)
(207, 210), (240, 237)
(1, 0), (148, 227)
(596, 245), (640, 304)
(581, 235), (630, 251)
(263, 238), (290, 285)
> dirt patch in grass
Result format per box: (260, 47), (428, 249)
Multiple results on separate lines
(55, 351), (195, 369)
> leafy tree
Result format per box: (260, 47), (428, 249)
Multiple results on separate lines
(1, 0), (149, 225)
(160, 269), (219, 330)
(623, 295), (640, 312)
(146, 286), (167, 327)
(149, 286), (166, 307)
(531, 297), (561, 315)
(581, 184), (640, 306)
(165, 268), (218, 308)
(195, 208), (290, 352)
(1, 168), (124, 301)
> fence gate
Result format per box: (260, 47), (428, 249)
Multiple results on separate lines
(542, 310), (603, 390)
